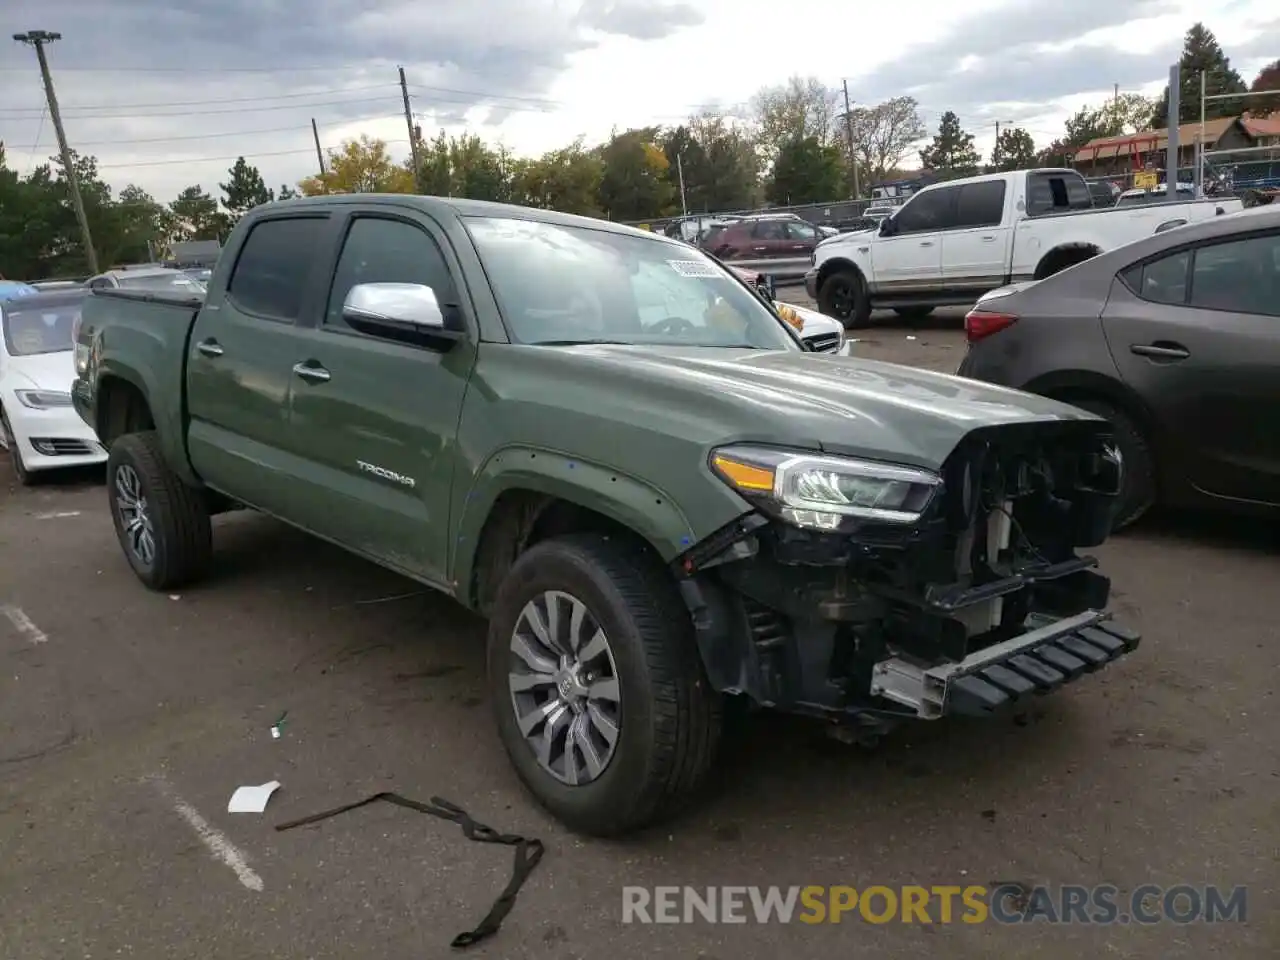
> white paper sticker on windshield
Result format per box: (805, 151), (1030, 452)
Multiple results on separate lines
(667, 259), (720, 278)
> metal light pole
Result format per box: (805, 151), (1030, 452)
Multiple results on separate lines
(14, 30), (98, 274)
(676, 152), (688, 218)
(1166, 63), (1180, 194)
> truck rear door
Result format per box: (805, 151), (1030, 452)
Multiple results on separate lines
(185, 211), (335, 517)
(283, 207), (476, 585)
(940, 179), (1012, 288)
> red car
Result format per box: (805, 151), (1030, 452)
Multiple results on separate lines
(701, 215), (825, 280)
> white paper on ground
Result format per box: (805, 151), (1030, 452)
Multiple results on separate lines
(228, 781), (282, 814)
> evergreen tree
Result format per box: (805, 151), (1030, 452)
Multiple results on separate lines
(1150, 23), (1248, 127)
(219, 157), (274, 220)
(919, 112), (981, 179)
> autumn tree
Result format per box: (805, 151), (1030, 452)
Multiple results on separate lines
(1064, 93), (1158, 148)
(753, 76), (841, 166)
(298, 135), (416, 195)
(767, 136), (845, 206)
(219, 157), (273, 219)
(989, 127), (1038, 171)
(1150, 23), (1248, 127)
(919, 111), (981, 178)
(598, 127), (675, 220)
(1250, 60), (1280, 115)
(845, 96), (926, 189)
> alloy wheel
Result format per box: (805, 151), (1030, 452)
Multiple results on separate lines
(114, 463), (156, 566)
(507, 590), (622, 786)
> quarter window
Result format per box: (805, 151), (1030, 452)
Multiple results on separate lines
(1121, 251), (1190, 305)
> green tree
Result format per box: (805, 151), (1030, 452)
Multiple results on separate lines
(1150, 23), (1248, 127)
(991, 127), (1038, 171)
(112, 185), (174, 263)
(752, 76), (840, 166)
(662, 115), (760, 213)
(846, 96), (926, 190)
(170, 185), (231, 242)
(766, 136), (845, 205)
(919, 111), (981, 178)
(1250, 59), (1280, 115)
(219, 157), (274, 219)
(598, 127), (675, 220)
(1063, 93), (1158, 148)
(510, 138), (604, 216)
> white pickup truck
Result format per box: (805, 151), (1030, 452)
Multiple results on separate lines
(805, 167), (1243, 327)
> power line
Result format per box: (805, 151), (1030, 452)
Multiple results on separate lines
(4, 113), (404, 150)
(95, 140), (411, 170)
(0, 83), (395, 114)
(0, 94), (402, 121)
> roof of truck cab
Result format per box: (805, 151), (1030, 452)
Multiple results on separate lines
(263, 193), (682, 244)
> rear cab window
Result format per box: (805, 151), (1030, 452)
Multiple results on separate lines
(226, 216), (326, 321)
(1025, 172), (1094, 216)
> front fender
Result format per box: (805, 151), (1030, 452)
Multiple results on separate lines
(450, 444), (700, 599)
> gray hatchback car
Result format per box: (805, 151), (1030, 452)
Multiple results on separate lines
(957, 205), (1280, 528)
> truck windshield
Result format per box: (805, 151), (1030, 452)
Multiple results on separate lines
(2, 300), (80, 357)
(463, 216), (800, 350)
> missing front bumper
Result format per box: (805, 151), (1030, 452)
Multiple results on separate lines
(870, 609), (1140, 719)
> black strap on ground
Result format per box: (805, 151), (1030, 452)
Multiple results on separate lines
(275, 791), (545, 950)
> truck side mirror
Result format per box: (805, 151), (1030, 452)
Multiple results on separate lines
(343, 282), (463, 351)
(879, 218), (898, 237)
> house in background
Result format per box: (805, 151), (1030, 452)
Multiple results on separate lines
(1071, 116), (1255, 181)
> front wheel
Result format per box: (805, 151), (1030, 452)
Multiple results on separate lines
(107, 432), (213, 590)
(1, 408), (36, 486)
(487, 533), (722, 837)
(818, 269), (872, 329)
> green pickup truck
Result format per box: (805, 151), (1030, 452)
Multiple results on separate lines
(72, 194), (1140, 836)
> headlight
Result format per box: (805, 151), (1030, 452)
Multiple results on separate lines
(14, 389), (73, 410)
(710, 444), (941, 529)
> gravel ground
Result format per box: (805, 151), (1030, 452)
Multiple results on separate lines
(2, 319), (1276, 959)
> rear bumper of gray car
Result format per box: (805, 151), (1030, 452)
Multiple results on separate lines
(870, 610), (1140, 719)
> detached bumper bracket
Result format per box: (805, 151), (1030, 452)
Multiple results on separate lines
(870, 611), (1141, 719)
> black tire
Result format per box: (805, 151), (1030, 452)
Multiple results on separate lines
(1, 407), (37, 486)
(818, 269), (872, 329)
(1072, 399), (1156, 530)
(892, 306), (935, 320)
(107, 431), (213, 590)
(487, 533), (723, 837)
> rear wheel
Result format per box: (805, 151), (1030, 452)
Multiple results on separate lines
(107, 431), (212, 590)
(818, 269), (872, 329)
(0, 408), (36, 486)
(1071, 399), (1156, 530)
(487, 533), (723, 836)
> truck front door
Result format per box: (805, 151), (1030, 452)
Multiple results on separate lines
(186, 211), (334, 518)
(284, 210), (475, 585)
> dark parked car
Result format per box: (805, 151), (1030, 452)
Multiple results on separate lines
(700, 215), (824, 279)
(956, 204), (1280, 528)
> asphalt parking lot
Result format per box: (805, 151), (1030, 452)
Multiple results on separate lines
(3, 316), (1277, 960)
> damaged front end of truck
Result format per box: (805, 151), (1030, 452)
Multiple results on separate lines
(675, 419), (1141, 735)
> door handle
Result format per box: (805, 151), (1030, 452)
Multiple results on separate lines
(1130, 343), (1190, 360)
(196, 339), (224, 357)
(980, 235), (997, 242)
(919, 241), (935, 247)
(292, 362), (331, 383)
(752, 246), (767, 251)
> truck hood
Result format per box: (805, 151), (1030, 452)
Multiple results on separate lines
(543, 345), (1103, 471)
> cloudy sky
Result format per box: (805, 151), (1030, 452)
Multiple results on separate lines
(1, 0), (1276, 202)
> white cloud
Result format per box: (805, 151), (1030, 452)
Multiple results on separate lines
(0, 0), (1275, 202)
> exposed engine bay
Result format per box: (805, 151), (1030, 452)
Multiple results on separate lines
(677, 420), (1141, 730)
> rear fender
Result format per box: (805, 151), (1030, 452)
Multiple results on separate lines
(94, 359), (200, 488)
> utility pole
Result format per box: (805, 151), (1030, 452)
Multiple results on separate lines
(1114, 83), (1119, 106)
(1197, 70), (1206, 197)
(676, 152), (688, 217)
(13, 30), (98, 274)
(398, 66), (423, 193)
(310, 118), (326, 177)
(993, 120), (1013, 168)
(841, 79), (860, 199)
(1166, 63), (1180, 194)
